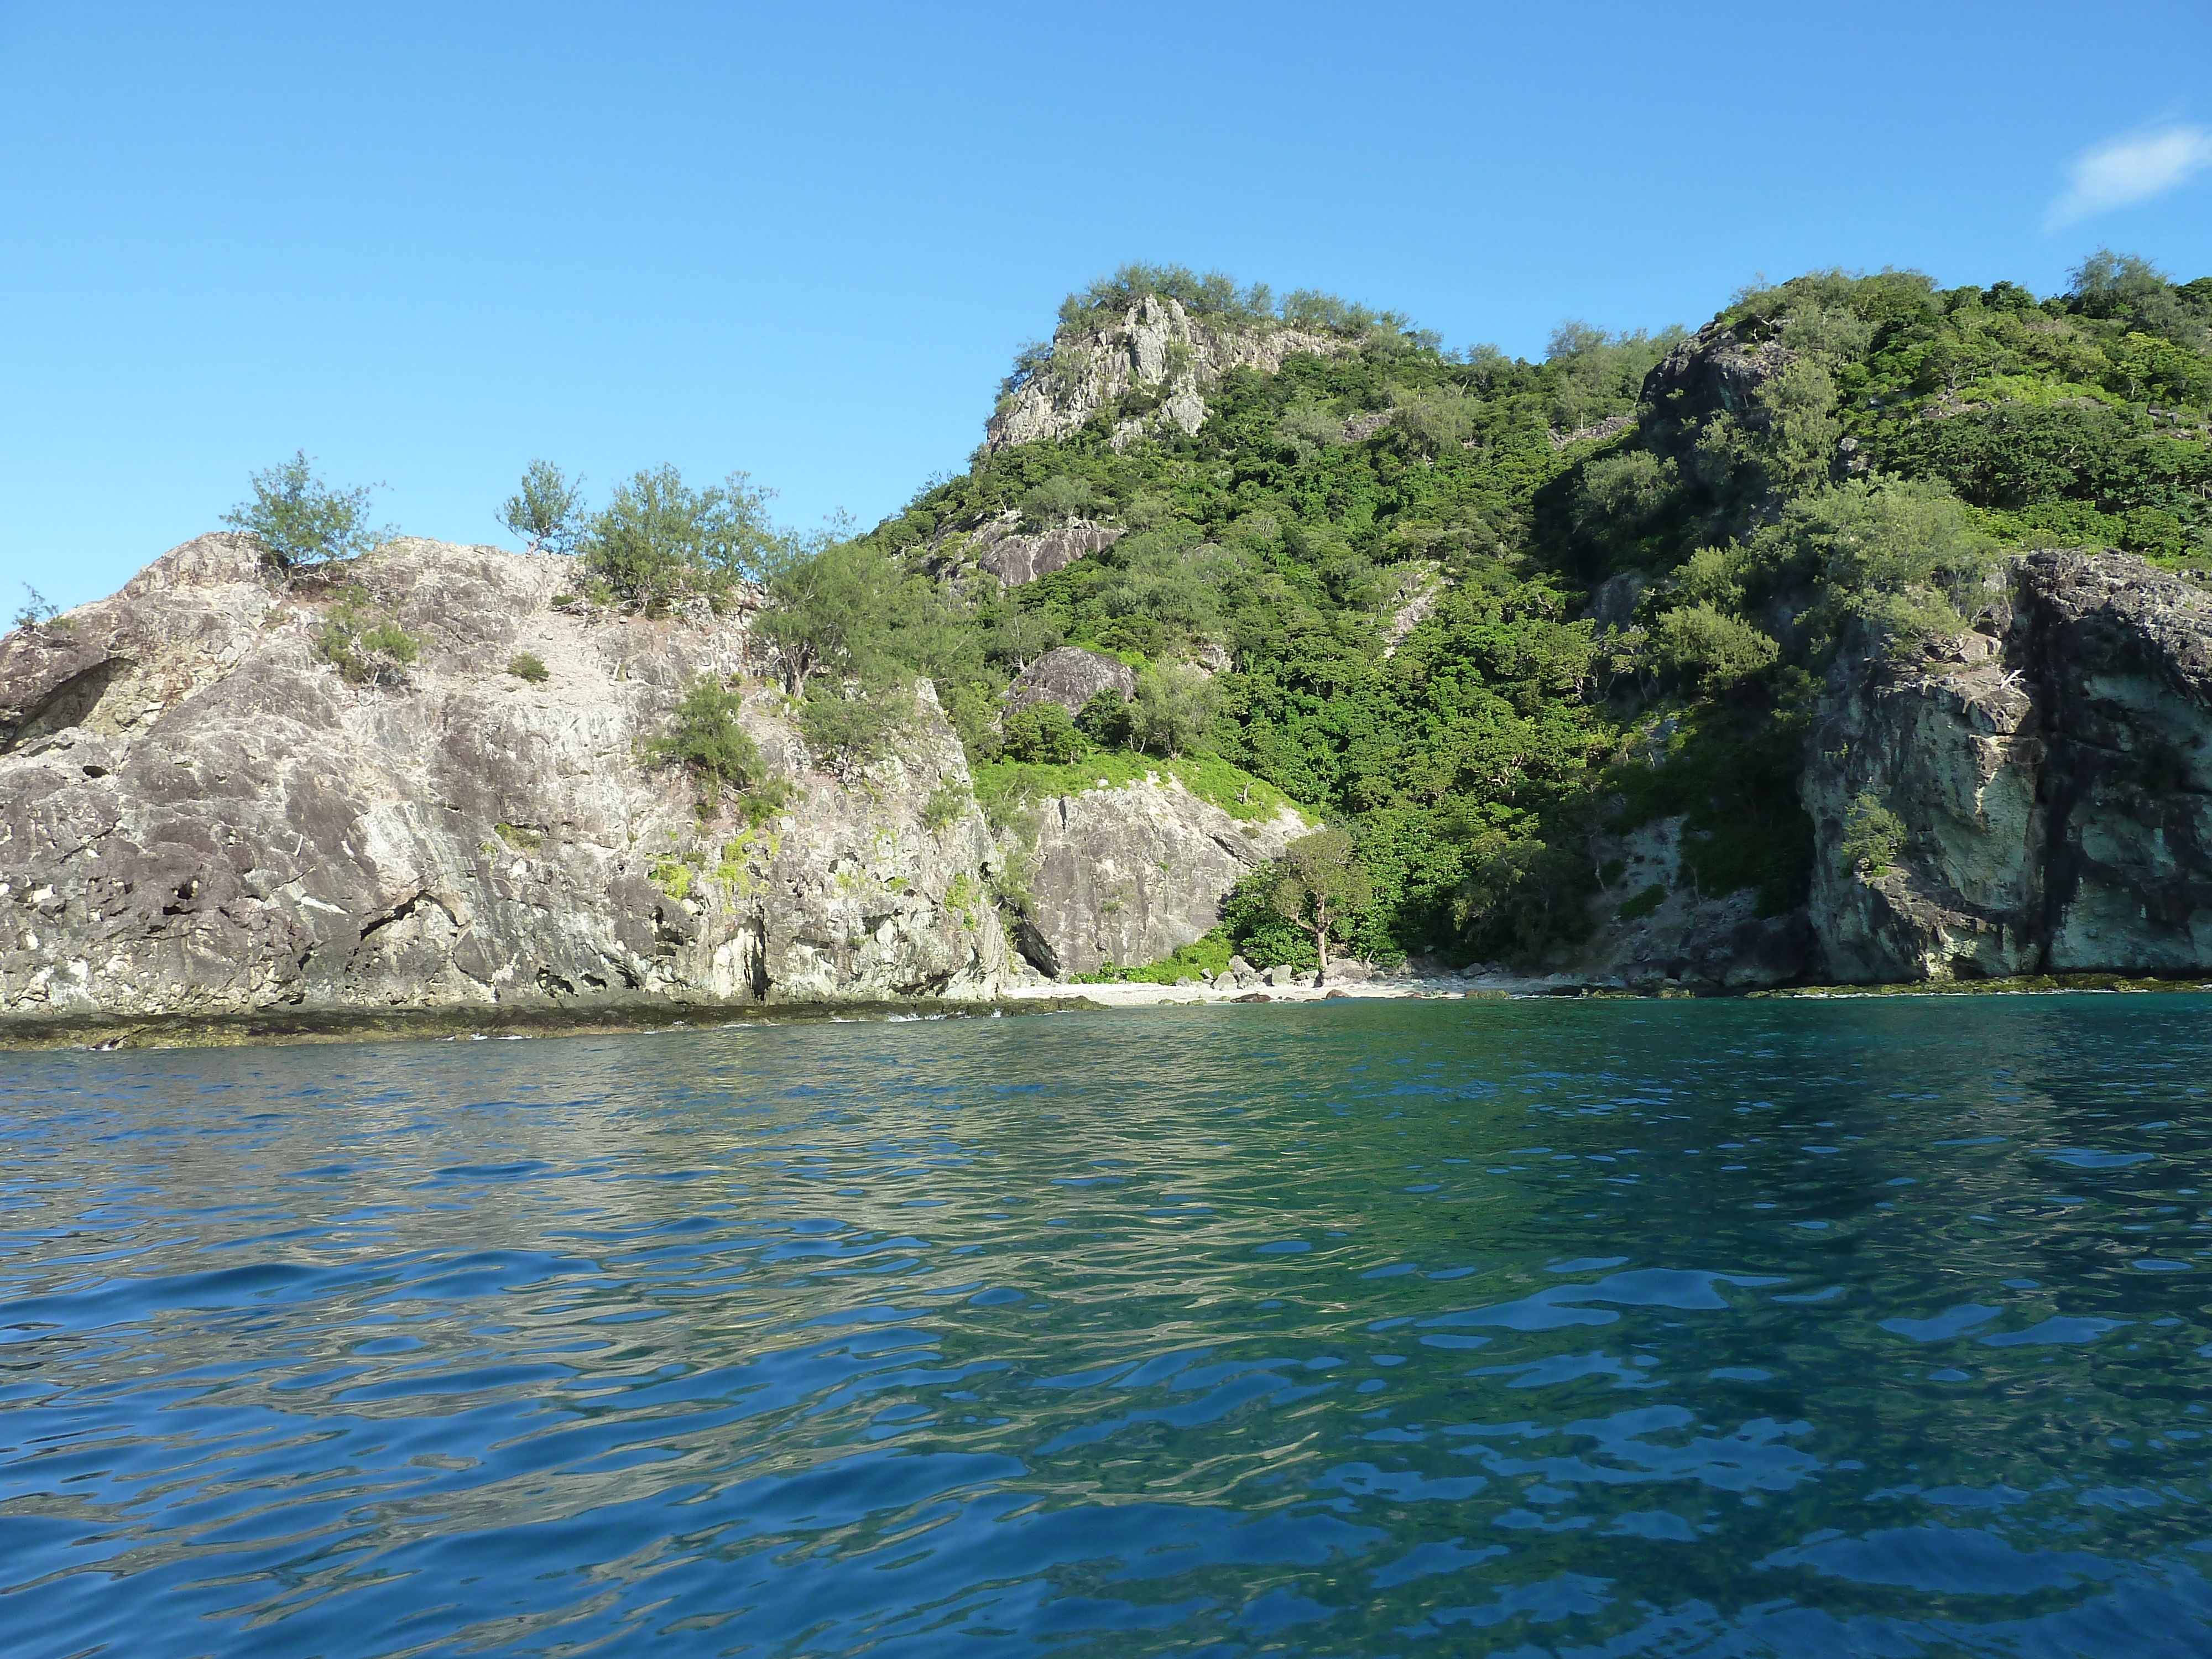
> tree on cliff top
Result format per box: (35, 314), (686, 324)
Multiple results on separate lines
(223, 452), (391, 571)
(580, 465), (786, 611)
(499, 460), (587, 556)
(754, 534), (985, 700)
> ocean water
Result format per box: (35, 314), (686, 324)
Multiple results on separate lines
(3, 997), (2211, 1658)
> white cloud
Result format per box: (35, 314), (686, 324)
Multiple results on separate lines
(2047, 124), (2212, 228)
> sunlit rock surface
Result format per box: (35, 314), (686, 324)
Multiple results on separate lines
(0, 536), (1016, 1016)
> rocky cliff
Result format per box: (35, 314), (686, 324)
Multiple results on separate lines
(998, 776), (1307, 978)
(1806, 550), (2212, 982)
(0, 535), (1319, 1025)
(0, 536), (1025, 1018)
(1551, 547), (2212, 992)
(987, 295), (1353, 452)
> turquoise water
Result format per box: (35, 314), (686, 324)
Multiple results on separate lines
(4, 998), (2211, 1657)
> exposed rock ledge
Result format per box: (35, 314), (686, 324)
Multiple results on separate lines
(0, 535), (1021, 1018)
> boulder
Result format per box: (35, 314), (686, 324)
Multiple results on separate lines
(1006, 647), (1135, 716)
(927, 514), (1124, 589)
(1000, 778), (1307, 978)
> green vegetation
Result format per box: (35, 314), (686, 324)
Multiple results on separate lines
(499, 460), (587, 556)
(1267, 828), (1374, 979)
(225, 451), (391, 571)
(1000, 701), (1088, 763)
(1839, 790), (1907, 878)
(1615, 883), (1667, 922)
(317, 588), (420, 685)
(972, 750), (1307, 833)
(649, 675), (794, 820)
(796, 683), (913, 764)
(921, 783), (969, 831)
(507, 651), (549, 683)
(845, 249), (2209, 968)
(1606, 707), (1816, 919)
(652, 677), (764, 787)
(1072, 928), (1238, 985)
(13, 586), (64, 632)
(580, 465), (789, 611)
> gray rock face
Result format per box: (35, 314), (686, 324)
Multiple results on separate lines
(1006, 648), (1135, 716)
(987, 294), (1354, 453)
(1380, 562), (1443, 656)
(1567, 813), (1816, 992)
(0, 537), (1017, 1018)
(999, 776), (1307, 977)
(1805, 550), (2212, 981)
(919, 514), (1125, 597)
(1643, 322), (1794, 427)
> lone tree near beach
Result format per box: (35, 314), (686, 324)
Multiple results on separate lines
(1270, 828), (1372, 985)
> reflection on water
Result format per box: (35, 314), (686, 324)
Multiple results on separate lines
(3, 996), (2210, 1656)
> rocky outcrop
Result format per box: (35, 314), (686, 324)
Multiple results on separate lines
(1805, 551), (2212, 982)
(1547, 413), (1636, 451)
(999, 778), (1308, 978)
(987, 295), (1355, 453)
(1006, 647), (1135, 715)
(1566, 813), (1817, 992)
(1642, 321), (1793, 427)
(1380, 562), (1444, 656)
(926, 513), (1124, 589)
(0, 536), (1020, 1019)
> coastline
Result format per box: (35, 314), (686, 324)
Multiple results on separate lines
(6, 969), (2208, 1052)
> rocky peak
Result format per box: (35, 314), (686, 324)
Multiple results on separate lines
(986, 294), (1356, 453)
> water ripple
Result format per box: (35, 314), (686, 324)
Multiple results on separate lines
(3, 994), (2211, 1655)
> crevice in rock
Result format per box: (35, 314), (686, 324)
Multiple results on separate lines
(3, 656), (134, 753)
(358, 890), (456, 943)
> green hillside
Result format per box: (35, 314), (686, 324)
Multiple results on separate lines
(440, 254), (2212, 974)
(832, 254), (2211, 968)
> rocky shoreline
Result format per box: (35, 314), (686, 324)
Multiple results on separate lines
(6, 532), (2208, 1027)
(9, 967), (2208, 1051)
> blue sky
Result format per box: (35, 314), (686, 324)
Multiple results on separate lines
(4, 1), (2210, 610)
